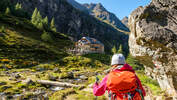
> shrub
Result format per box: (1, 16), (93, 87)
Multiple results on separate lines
(5, 7), (11, 15)
(0, 26), (5, 33)
(41, 31), (53, 42)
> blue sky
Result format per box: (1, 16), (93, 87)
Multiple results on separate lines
(75, 0), (151, 19)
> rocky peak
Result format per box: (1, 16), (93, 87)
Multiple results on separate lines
(94, 3), (106, 12)
(121, 16), (128, 27)
(83, 3), (129, 32)
(83, 3), (106, 12)
(128, 0), (177, 97)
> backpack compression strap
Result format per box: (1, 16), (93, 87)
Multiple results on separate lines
(108, 91), (117, 100)
(136, 79), (144, 100)
(135, 88), (144, 100)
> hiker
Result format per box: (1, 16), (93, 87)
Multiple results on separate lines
(93, 54), (146, 100)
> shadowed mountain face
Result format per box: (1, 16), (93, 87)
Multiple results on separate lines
(83, 3), (130, 32)
(121, 16), (128, 27)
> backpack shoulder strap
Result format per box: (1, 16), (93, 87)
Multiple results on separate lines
(135, 77), (144, 100)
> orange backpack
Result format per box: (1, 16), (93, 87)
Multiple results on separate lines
(107, 71), (144, 100)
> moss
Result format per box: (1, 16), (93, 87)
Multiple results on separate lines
(16, 83), (27, 89)
(59, 72), (70, 79)
(135, 55), (154, 68)
(139, 12), (149, 20)
(49, 88), (76, 100)
(72, 91), (107, 100)
(0, 85), (12, 92)
(136, 37), (174, 65)
(0, 81), (7, 86)
(21, 92), (34, 99)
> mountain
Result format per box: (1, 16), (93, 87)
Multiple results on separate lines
(129, 0), (177, 96)
(10, 0), (129, 53)
(121, 16), (128, 27)
(83, 3), (130, 32)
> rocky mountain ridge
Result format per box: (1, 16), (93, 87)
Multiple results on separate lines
(128, 0), (177, 97)
(83, 3), (130, 32)
(66, 0), (130, 32)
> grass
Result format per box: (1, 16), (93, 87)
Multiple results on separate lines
(136, 71), (162, 95)
(83, 53), (111, 65)
(58, 55), (109, 69)
(0, 14), (72, 69)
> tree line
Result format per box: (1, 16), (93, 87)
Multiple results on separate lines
(31, 8), (57, 32)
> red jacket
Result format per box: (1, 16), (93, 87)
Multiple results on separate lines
(93, 64), (146, 99)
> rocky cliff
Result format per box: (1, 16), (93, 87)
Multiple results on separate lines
(128, 0), (177, 97)
(10, 0), (128, 53)
(83, 3), (130, 32)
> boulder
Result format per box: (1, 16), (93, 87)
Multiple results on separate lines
(22, 78), (34, 85)
(67, 72), (74, 79)
(15, 74), (21, 79)
(53, 67), (61, 73)
(48, 74), (58, 81)
(79, 75), (88, 80)
(128, 0), (177, 96)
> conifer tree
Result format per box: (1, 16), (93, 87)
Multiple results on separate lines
(50, 17), (57, 32)
(112, 45), (117, 54)
(31, 8), (38, 24)
(41, 31), (53, 42)
(43, 16), (48, 25)
(15, 3), (22, 10)
(38, 22), (44, 30)
(36, 11), (42, 21)
(117, 44), (123, 54)
(5, 7), (11, 15)
(36, 11), (43, 29)
(43, 16), (49, 31)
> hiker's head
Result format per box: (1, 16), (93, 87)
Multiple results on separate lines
(111, 54), (125, 67)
